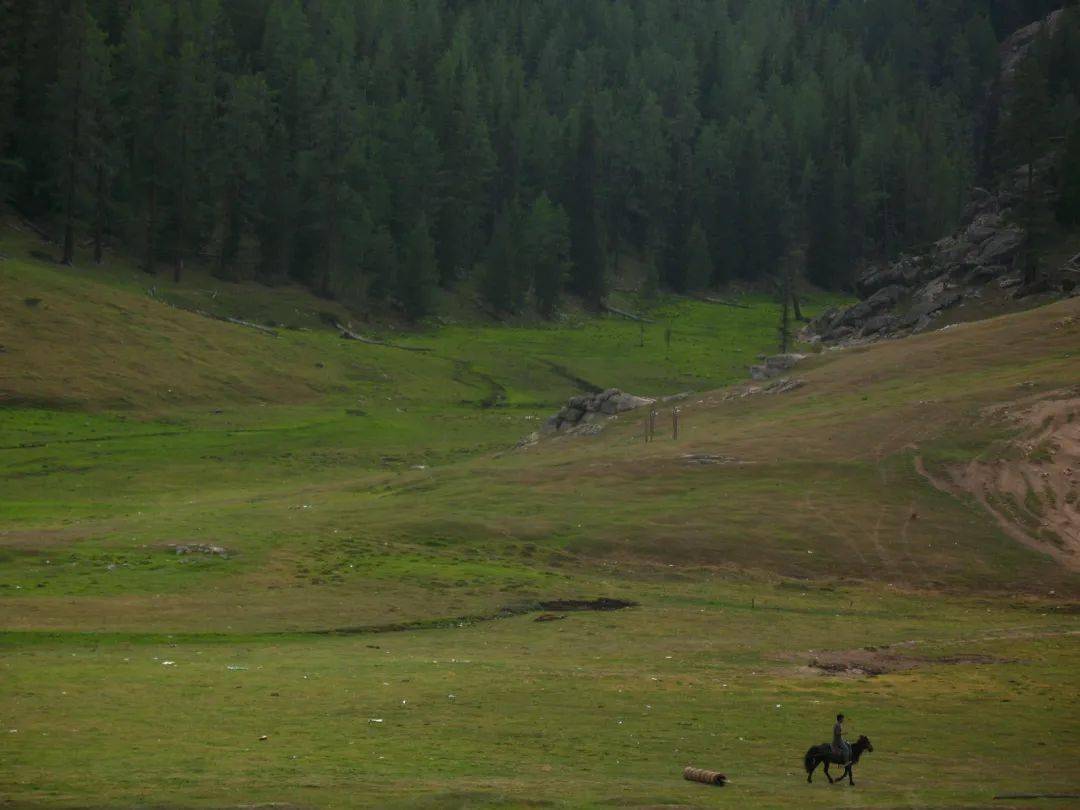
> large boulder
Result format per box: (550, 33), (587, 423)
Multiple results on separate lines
(859, 314), (898, 338)
(543, 388), (656, 434)
(897, 289), (963, 329)
(604, 392), (654, 414)
(962, 212), (1004, 245)
(855, 255), (932, 298)
(856, 264), (907, 298)
(975, 228), (1025, 266)
(866, 284), (906, 310)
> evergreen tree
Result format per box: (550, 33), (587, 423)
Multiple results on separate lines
(2, 0), (1062, 311)
(119, 0), (173, 273)
(683, 220), (713, 292)
(50, 0), (111, 265)
(523, 193), (570, 318)
(1057, 120), (1080, 226)
(1001, 50), (1052, 282)
(481, 203), (524, 313)
(398, 216), (438, 319)
(806, 149), (850, 290)
(217, 74), (271, 280)
(567, 100), (605, 309)
(163, 0), (219, 281)
(310, 2), (364, 297)
(260, 0), (316, 282)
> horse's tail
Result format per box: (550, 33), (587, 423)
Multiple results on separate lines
(804, 747), (816, 773)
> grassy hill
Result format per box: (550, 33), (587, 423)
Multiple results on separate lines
(1, 227), (1078, 807)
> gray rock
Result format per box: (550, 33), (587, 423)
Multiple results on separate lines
(823, 325), (856, 342)
(808, 306), (840, 333)
(856, 264), (908, 298)
(562, 407), (585, 424)
(832, 300), (876, 330)
(860, 314), (898, 337)
(965, 264), (1006, 285)
(866, 284), (906, 310)
(960, 187), (997, 223)
(963, 212), (1004, 245)
(933, 236), (971, 266)
(976, 228), (1024, 266)
(898, 290), (963, 328)
(539, 388), (655, 437)
(610, 393), (654, 413)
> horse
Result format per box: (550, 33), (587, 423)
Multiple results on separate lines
(804, 734), (873, 785)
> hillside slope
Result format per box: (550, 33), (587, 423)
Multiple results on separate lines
(1, 238), (1077, 634)
(2, 233), (1078, 809)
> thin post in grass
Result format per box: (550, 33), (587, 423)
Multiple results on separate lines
(672, 407), (681, 441)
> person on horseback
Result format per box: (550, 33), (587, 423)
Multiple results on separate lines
(832, 713), (848, 762)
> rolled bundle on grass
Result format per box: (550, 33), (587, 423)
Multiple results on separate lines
(683, 766), (727, 786)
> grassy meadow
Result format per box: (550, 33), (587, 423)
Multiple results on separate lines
(2, 227), (1079, 807)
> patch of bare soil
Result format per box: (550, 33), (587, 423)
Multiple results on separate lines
(803, 648), (1013, 677)
(917, 390), (1080, 570)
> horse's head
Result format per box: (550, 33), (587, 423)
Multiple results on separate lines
(856, 734), (873, 753)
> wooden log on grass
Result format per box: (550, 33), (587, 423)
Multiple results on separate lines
(699, 295), (751, 309)
(192, 309), (279, 337)
(335, 322), (432, 353)
(683, 766), (727, 786)
(603, 304), (655, 323)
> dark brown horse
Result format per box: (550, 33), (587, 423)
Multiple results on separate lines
(804, 734), (873, 785)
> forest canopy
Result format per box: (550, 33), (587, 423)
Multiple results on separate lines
(0, 0), (1075, 317)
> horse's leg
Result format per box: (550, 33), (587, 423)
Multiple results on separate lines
(824, 762), (834, 784)
(807, 757), (816, 783)
(847, 765), (855, 786)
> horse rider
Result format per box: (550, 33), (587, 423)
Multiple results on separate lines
(832, 713), (848, 762)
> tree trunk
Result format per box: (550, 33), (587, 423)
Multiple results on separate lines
(1024, 162), (1037, 284)
(218, 178), (239, 279)
(779, 269), (793, 352)
(792, 292), (805, 322)
(322, 176), (340, 298)
(174, 130), (188, 284)
(144, 162), (157, 274)
(93, 164), (105, 264)
(61, 58), (84, 266)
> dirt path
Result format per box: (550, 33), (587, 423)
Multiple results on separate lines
(792, 627), (1080, 677)
(915, 394), (1080, 571)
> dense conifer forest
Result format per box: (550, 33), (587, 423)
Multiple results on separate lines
(2, 0), (1077, 316)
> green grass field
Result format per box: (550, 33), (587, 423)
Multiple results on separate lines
(2, 227), (1079, 807)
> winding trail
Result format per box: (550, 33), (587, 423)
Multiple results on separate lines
(913, 394), (1080, 570)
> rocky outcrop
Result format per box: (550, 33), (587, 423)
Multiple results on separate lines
(542, 388), (655, 434)
(806, 11), (1077, 346)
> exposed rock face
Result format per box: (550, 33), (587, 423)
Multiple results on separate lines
(542, 388), (655, 434)
(999, 10), (1064, 108)
(806, 11), (1078, 347)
